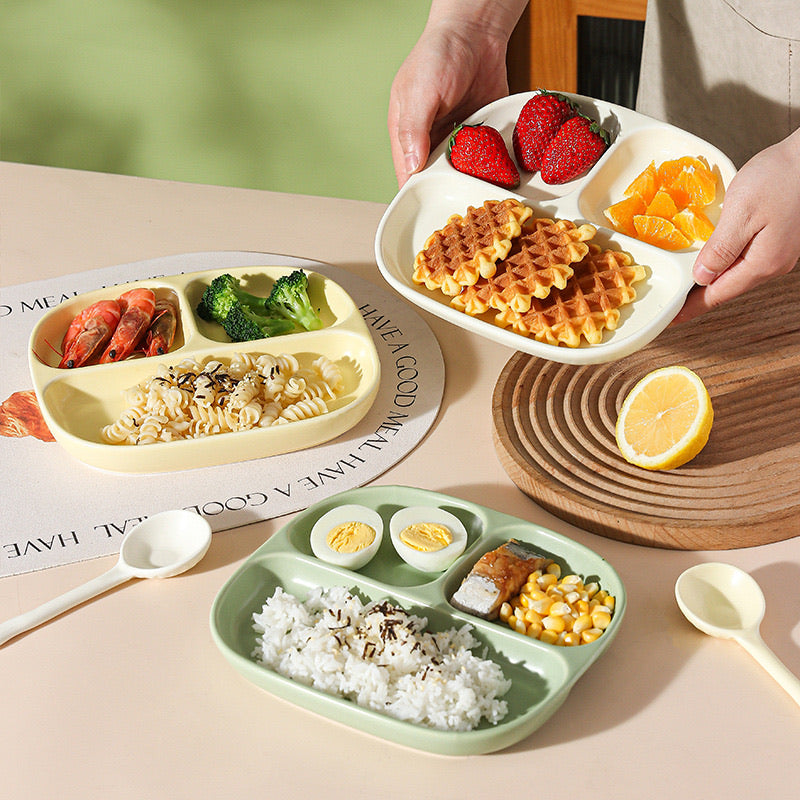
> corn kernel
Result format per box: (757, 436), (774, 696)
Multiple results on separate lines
(524, 609), (543, 625)
(573, 613), (593, 634)
(514, 606), (525, 620)
(548, 601), (571, 617)
(528, 570), (542, 583)
(542, 614), (566, 633)
(591, 610), (612, 630)
(538, 572), (557, 589)
(525, 620), (543, 637)
(584, 581), (599, 598)
(546, 562), (562, 578)
(531, 597), (553, 615)
(561, 573), (582, 585)
(581, 627), (603, 644)
(605, 596), (616, 611)
(513, 617), (527, 635)
(518, 593), (531, 608)
(562, 632), (581, 646)
(539, 629), (559, 645)
(565, 590), (581, 605)
(499, 602), (512, 622)
(576, 599), (589, 615)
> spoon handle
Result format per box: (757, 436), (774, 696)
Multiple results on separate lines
(738, 630), (800, 707)
(0, 563), (132, 647)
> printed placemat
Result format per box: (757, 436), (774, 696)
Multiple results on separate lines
(0, 251), (444, 576)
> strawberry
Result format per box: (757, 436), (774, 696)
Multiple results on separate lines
(447, 123), (520, 189)
(540, 115), (609, 184)
(512, 90), (577, 173)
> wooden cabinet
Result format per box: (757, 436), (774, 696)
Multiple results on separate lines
(508, 0), (648, 94)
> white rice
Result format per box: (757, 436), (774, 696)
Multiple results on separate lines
(252, 585), (510, 731)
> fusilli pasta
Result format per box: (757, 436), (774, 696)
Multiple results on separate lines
(101, 352), (344, 445)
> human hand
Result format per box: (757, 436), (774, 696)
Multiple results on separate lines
(674, 128), (800, 323)
(388, 0), (527, 188)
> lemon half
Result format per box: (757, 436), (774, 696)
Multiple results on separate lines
(615, 366), (713, 470)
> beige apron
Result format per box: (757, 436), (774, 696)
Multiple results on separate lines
(636, 0), (800, 167)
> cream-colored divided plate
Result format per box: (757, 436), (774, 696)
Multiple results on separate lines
(28, 266), (381, 473)
(375, 92), (737, 365)
(210, 485), (626, 755)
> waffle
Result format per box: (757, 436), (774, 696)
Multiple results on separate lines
(449, 217), (597, 316)
(489, 218), (598, 312)
(412, 199), (532, 296)
(494, 244), (647, 347)
(449, 274), (499, 316)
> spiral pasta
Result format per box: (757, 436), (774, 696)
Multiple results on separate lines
(101, 352), (345, 445)
(277, 396), (329, 424)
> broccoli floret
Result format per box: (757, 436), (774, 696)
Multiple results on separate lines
(264, 270), (322, 331)
(221, 302), (295, 342)
(196, 273), (270, 325)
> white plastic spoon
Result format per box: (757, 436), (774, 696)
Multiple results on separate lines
(0, 509), (212, 647)
(675, 562), (800, 706)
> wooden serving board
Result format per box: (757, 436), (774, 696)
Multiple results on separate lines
(492, 269), (800, 550)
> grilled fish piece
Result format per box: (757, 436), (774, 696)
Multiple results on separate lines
(450, 539), (551, 619)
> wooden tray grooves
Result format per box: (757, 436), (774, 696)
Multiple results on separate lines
(492, 269), (800, 550)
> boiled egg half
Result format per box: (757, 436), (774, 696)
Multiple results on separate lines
(389, 506), (468, 572)
(310, 504), (384, 570)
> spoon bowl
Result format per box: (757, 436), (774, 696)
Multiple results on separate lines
(675, 562), (800, 707)
(675, 561), (765, 638)
(0, 509), (212, 646)
(119, 509), (213, 578)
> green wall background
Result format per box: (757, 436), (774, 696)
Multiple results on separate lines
(1, 0), (431, 202)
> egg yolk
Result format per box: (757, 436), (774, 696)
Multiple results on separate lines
(399, 522), (453, 552)
(326, 521), (376, 553)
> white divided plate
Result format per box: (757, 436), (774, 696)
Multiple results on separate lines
(375, 92), (737, 365)
(28, 266), (381, 473)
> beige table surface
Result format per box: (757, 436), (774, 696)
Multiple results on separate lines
(1, 161), (798, 799)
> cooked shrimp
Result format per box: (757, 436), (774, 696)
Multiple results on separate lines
(99, 288), (156, 363)
(59, 300), (122, 369)
(143, 298), (178, 356)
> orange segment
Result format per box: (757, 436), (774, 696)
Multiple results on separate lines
(673, 206), (715, 242)
(656, 156), (713, 187)
(645, 188), (680, 219)
(667, 165), (717, 207)
(624, 160), (658, 204)
(604, 194), (646, 237)
(633, 215), (691, 250)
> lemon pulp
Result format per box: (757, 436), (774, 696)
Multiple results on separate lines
(615, 366), (713, 470)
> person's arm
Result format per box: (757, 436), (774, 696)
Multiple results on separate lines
(388, 0), (528, 188)
(675, 127), (800, 323)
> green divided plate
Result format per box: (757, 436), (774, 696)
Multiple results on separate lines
(209, 485), (626, 755)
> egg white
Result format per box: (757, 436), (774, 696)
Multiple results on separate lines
(389, 506), (468, 572)
(310, 504), (384, 570)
